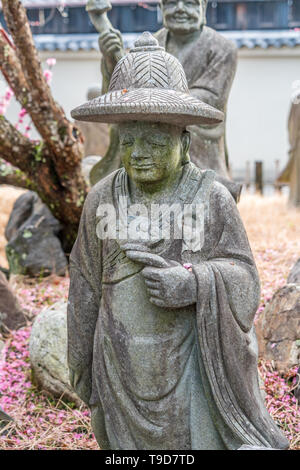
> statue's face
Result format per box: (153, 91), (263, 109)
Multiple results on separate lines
(119, 121), (185, 186)
(161, 0), (206, 35)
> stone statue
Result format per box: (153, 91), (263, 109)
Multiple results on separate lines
(68, 32), (289, 450)
(277, 88), (300, 207)
(74, 84), (109, 160)
(89, 0), (241, 201)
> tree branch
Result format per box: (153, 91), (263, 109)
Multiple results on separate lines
(0, 115), (37, 171)
(0, 159), (36, 190)
(1, 0), (84, 170)
(0, 30), (32, 111)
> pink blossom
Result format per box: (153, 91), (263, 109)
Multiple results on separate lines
(43, 69), (53, 84)
(46, 58), (56, 67)
(19, 108), (27, 118)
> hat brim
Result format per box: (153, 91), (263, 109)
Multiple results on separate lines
(71, 88), (224, 126)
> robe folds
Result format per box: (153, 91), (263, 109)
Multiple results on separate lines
(67, 162), (289, 450)
(155, 26), (237, 179)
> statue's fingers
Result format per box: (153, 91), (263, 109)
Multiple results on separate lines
(105, 38), (123, 48)
(99, 31), (111, 41)
(111, 27), (124, 43)
(149, 297), (165, 308)
(126, 251), (169, 268)
(142, 266), (162, 281)
(101, 32), (120, 44)
(106, 43), (123, 54)
(147, 288), (161, 298)
(120, 242), (150, 252)
(144, 279), (159, 289)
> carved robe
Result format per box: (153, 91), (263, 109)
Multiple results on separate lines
(155, 26), (237, 178)
(67, 162), (288, 450)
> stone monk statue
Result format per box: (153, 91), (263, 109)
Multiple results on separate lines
(68, 32), (289, 450)
(90, 0), (240, 200)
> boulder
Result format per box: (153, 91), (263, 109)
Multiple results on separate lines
(5, 191), (67, 277)
(29, 301), (81, 405)
(288, 258), (300, 285)
(0, 406), (13, 423)
(0, 271), (26, 334)
(256, 284), (300, 373)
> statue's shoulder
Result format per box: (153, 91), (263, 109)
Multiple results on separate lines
(84, 169), (121, 211)
(209, 178), (237, 211)
(154, 27), (167, 45)
(202, 26), (237, 56)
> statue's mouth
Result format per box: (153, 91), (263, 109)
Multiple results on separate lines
(173, 15), (190, 22)
(131, 164), (155, 170)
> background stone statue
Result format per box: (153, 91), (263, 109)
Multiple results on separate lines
(74, 84), (109, 160)
(68, 33), (288, 450)
(89, 0), (240, 200)
(277, 88), (300, 207)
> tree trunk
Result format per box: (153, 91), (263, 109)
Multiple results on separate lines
(0, 0), (88, 251)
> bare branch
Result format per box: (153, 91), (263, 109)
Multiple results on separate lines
(0, 115), (36, 171)
(0, 30), (31, 110)
(1, 0), (84, 169)
(0, 159), (36, 190)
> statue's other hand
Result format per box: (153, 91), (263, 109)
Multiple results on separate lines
(142, 264), (197, 309)
(99, 28), (124, 66)
(124, 249), (174, 269)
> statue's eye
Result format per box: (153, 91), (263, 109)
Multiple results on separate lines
(120, 140), (134, 147)
(147, 140), (167, 147)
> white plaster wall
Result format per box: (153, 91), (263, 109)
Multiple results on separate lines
(0, 50), (102, 140)
(227, 47), (300, 182)
(2, 47), (300, 183)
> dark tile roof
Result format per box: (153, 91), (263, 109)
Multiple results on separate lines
(32, 30), (300, 52)
(224, 30), (300, 49)
(0, 1), (86, 7)
(0, 0), (156, 7)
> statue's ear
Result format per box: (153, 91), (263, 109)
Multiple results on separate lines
(181, 130), (191, 164)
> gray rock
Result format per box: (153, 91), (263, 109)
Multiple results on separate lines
(29, 301), (81, 405)
(288, 258), (300, 284)
(5, 191), (67, 277)
(0, 406), (13, 423)
(0, 339), (4, 354)
(0, 271), (26, 334)
(256, 284), (300, 373)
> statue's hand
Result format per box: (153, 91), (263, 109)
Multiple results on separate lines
(143, 264), (197, 308)
(99, 28), (125, 72)
(124, 249), (197, 308)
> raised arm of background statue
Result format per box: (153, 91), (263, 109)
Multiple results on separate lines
(99, 28), (125, 93)
(67, 187), (102, 405)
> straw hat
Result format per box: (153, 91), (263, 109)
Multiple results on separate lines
(71, 31), (224, 127)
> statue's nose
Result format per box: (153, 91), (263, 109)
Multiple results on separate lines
(131, 147), (143, 160)
(176, 1), (185, 11)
